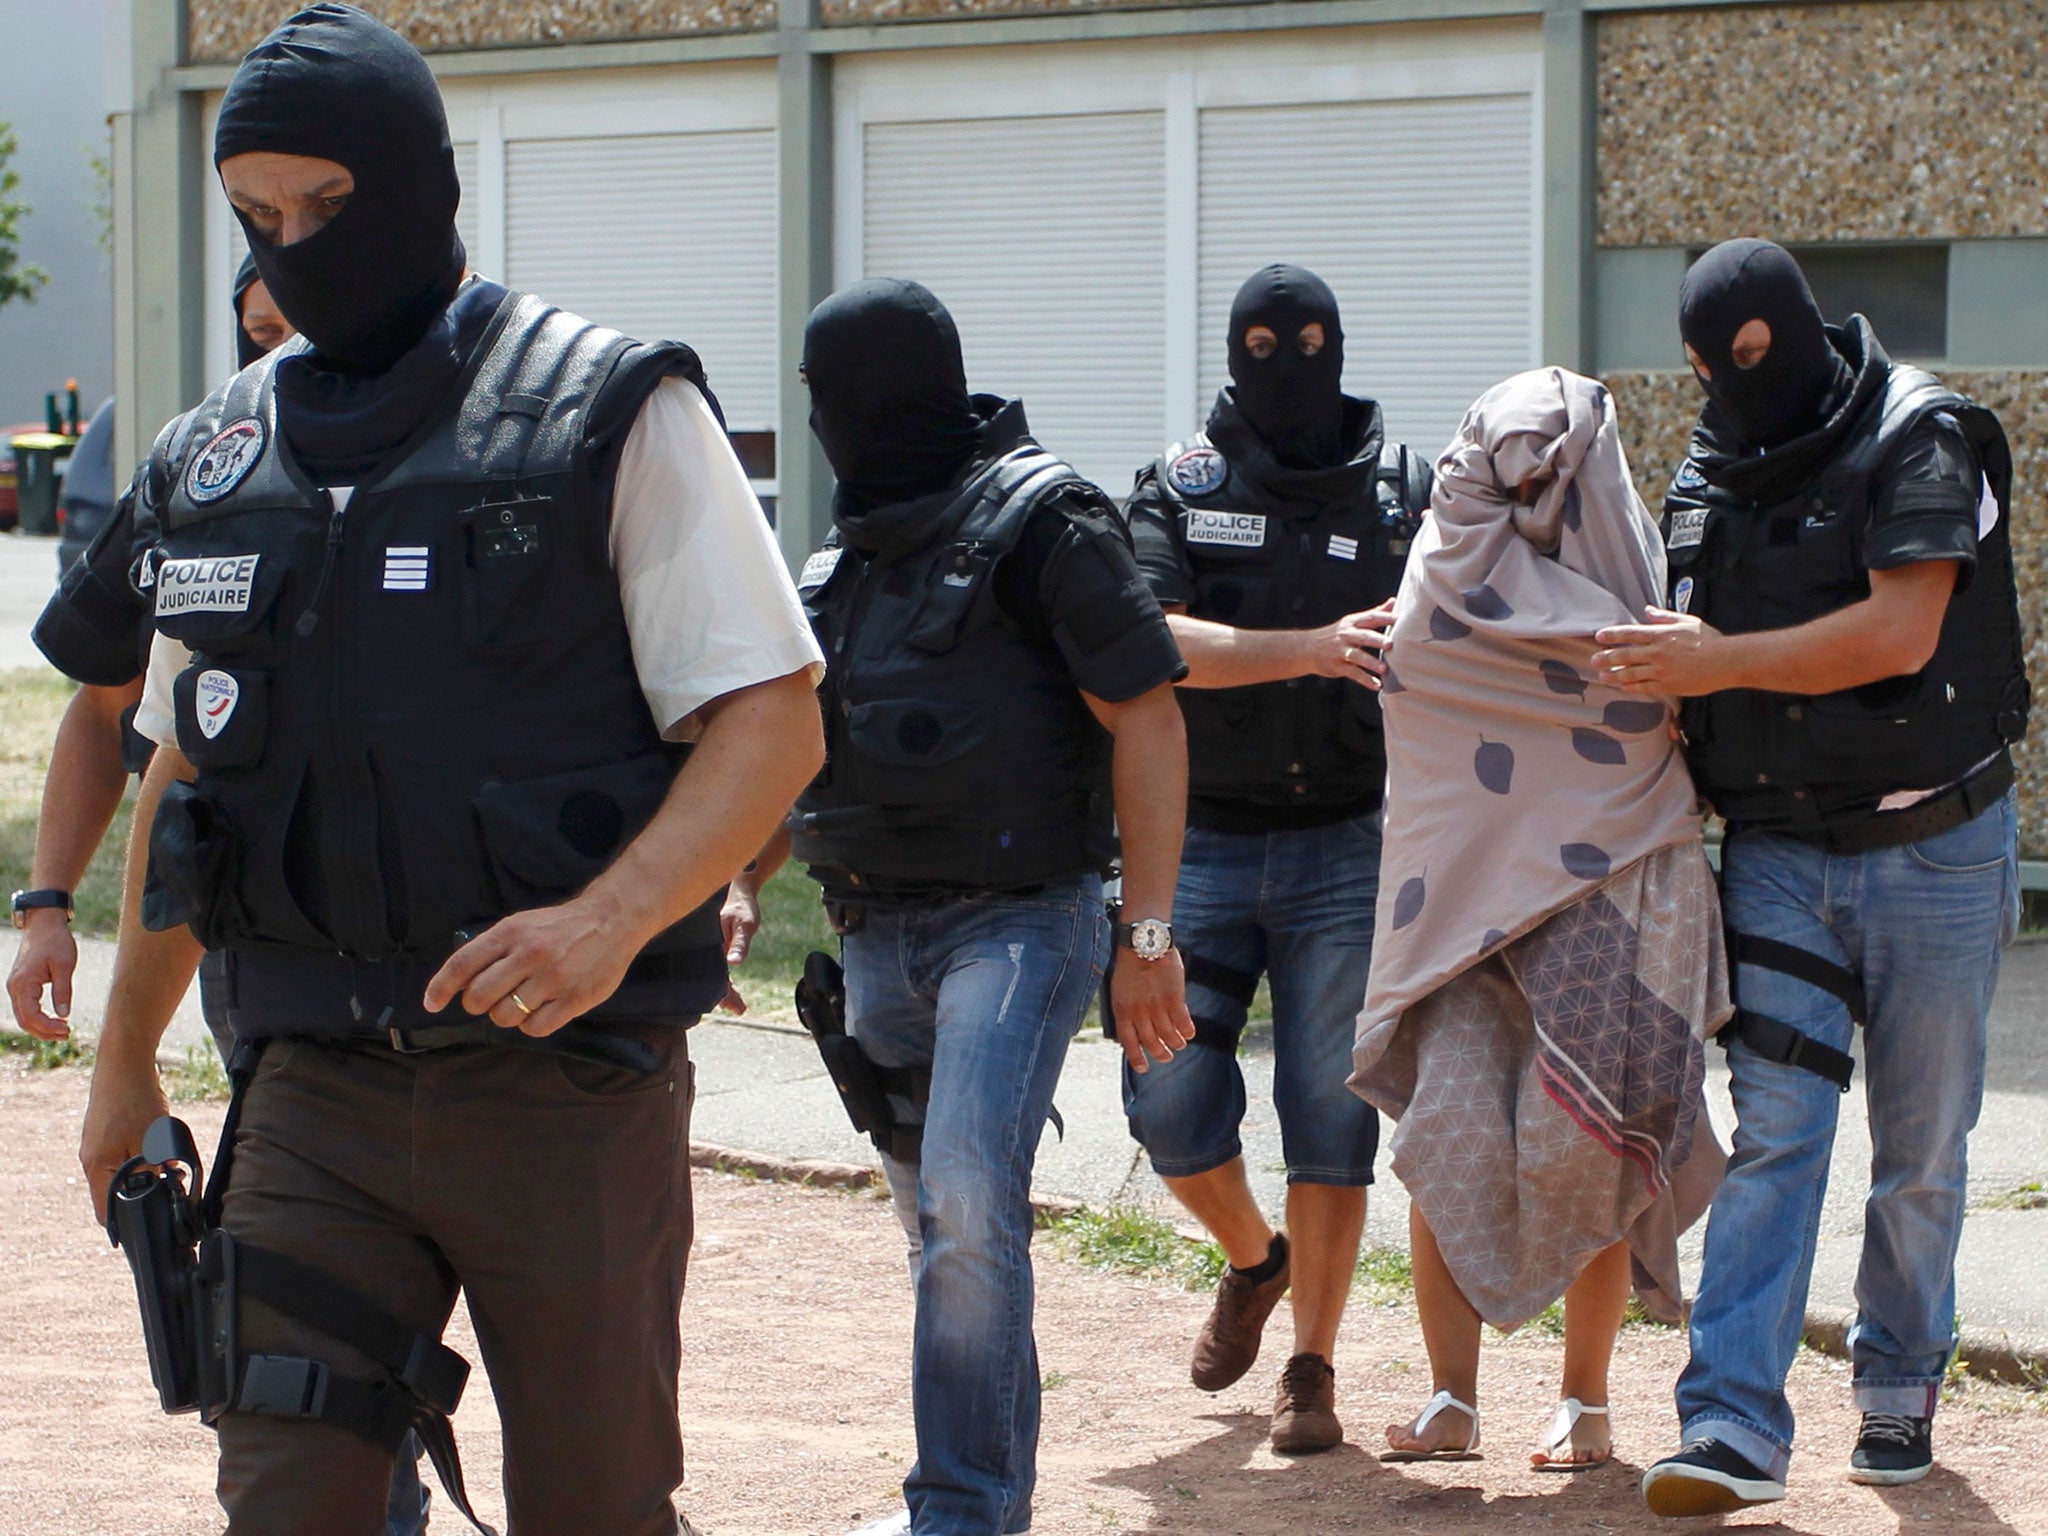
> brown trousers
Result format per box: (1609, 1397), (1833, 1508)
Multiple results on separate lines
(214, 1031), (695, 1536)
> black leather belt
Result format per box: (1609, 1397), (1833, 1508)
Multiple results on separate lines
(379, 1020), (659, 1074)
(1782, 750), (2014, 856)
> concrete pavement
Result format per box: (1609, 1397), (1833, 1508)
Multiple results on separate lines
(0, 529), (65, 671)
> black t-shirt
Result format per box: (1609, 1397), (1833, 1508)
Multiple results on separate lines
(1865, 413), (1984, 582)
(991, 486), (1187, 703)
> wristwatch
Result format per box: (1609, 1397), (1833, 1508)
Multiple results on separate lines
(10, 889), (73, 929)
(1114, 916), (1174, 962)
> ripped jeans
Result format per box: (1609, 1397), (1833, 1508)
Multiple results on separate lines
(844, 875), (1107, 1536)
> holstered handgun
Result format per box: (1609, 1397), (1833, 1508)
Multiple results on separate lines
(795, 950), (925, 1163)
(106, 1117), (233, 1416)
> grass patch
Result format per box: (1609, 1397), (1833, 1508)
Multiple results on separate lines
(1045, 1204), (1228, 1292)
(1980, 1179), (2048, 1212)
(723, 863), (838, 1020)
(1354, 1245), (1414, 1307)
(163, 1040), (231, 1102)
(0, 669), (135, 938)
(0, 1028), (94, 1069)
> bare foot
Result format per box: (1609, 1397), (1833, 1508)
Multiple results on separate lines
(1530, 1401), (1612, 1469)
(1384, 1399), (1478, 1457)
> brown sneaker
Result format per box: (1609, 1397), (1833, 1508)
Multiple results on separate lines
(1271, 1352), (1343, 1455)
(1191, 1233), (1290, 1391)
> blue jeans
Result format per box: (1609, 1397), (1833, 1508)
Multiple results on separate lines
(845, 876), (1107, 1536)
(1122, 817), (1381, 1185)
(1677, 791), (2019, 1481)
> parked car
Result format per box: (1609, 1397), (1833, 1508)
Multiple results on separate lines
(54, 398), (116, 574)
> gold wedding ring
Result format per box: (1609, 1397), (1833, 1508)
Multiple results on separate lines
(510, 991), (533, 1015)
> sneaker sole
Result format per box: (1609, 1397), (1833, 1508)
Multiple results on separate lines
(1848, 1462), (1932, 1487)
(1641, 1463), (1786, 1517)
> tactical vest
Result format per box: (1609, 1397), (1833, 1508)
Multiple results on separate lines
(1149, 432), (1429, 809)
(141, 290), (729, 1036)
(1664, 366), (2030, 829)
(790, 446), (1115, 893)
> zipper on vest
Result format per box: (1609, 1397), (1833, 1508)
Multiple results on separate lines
(295, 497), (347, 637)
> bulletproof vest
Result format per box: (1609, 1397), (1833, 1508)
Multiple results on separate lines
(790, 446), (1115, 893)
(1664, 365), (2030, 829)
(141, 290), (729, 1035)
(1150, 431), (1429, 809)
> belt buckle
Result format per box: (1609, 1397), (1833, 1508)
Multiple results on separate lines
(387, 1026), (431, 1055)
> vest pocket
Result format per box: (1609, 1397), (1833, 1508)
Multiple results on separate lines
(458, 502), (553, 654)
(846, 697), (991, 806)
(905, 546), (993, 653)
(1801, 674), (1939, 766)
(141, 780), (241, 946)
(172, 664), (269, 769)
(473, 753), (679, 905)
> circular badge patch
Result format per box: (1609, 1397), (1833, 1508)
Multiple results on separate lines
(1167, 446), (1227, 497)
(1673, 459), (1707, 492)
(185, 417), (267, 506)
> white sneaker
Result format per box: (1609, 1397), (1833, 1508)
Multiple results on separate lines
(847, 1512), (911, 1536)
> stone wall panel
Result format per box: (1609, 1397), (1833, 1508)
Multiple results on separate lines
(188, 0), (776, 62)
(1599, 1), (2048, 247)
(1606, 367), (2048, 857)
(820, 0), (1236, 23)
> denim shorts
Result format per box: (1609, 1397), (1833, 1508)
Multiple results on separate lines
(1122, 816), (1382, 1185)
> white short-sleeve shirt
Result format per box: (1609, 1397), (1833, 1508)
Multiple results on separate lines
(137, 376), (822, 746)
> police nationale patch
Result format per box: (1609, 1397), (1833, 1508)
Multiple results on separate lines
(155, 554), (261, 616)
(1167, 447), (1227, 497)
(1673, 576), (1695, 614)
(799, 547), (842, 588)
(194, 669), (239, 740)
(1668, 507), (1707, 550)
(1184, 508), (1266, 548)
(184, 417), (267, 505)
(1673, 459), (1707, 493)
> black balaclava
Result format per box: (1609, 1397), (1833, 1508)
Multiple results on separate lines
(214, 3), (465, 378)
(803, 278), (987, 508)
(1679, 239), (1848, 451)
(1227, 264), (1347, 471)
(231, 253), (266, 369)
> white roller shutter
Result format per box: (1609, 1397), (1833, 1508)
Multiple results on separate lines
(227, 142), (481, 276)
(1197, 96), (1536, 462)
(505, 131), (779, 430)
(862, 112), (1165, 495)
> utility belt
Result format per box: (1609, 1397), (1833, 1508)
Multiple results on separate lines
(1750, 749), (2015, 857)
(1713, 749), (2009, 1091)
(218, 942), (680, 1073)
(105, 1082), (497, 1534)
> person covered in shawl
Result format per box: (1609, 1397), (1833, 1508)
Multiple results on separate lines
(1350, 367), (1730, 1470)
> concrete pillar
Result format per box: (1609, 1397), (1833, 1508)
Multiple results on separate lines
(1540, 0), (1595, 372)
(110, 0), (205, 476)
(775, 0), (834, 570)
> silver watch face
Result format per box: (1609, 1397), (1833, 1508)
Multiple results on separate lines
(1128, 918), (1173, 961)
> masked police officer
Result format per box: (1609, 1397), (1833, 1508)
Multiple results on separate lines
(1119, 264), (1422, 1453)
(75, 8), (824, 1533)
(733, 276), (1193, 1536)
(1592, 240), (2028, 1515)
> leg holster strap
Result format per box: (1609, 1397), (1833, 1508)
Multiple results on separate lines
(797, 949), (931, 1164)
(1721, 1008), (1855, 1092)
(1722, 924), (1866, 1092)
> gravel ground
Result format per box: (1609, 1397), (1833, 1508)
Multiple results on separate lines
(4, 1060), (2044, 1535)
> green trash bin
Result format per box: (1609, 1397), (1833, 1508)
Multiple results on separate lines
(10, 432), (75, 535)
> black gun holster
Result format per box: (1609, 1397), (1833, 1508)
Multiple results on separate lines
(795, 949), (929, 1164)
(106, 1080), (496, 1532)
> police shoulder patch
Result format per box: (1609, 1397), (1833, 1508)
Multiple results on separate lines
(194, 670), (240, 740)
(185, 416), (267, 505)
(1166, 446), (1227, 497)
(1673, 458), (1707, 493)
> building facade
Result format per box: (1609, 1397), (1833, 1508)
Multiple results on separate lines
(114, 0), (2047, 848)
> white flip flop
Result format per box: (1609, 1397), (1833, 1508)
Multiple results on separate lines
(1531, 1397), (1611, 1472)
(1382, 1388), (1483, 1462)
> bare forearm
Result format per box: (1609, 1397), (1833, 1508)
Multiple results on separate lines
(1711, 593), (1945, 696)
(1107, 686), (1188, 921)
(97, 748), (204, 1069)
(585, 671), (824, 947)
(32, 683), (141, 890)
(1168, 613), (1310, 690)
(733, 824), (793, 899)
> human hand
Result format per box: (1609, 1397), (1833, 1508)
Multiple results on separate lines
(1112, 947), (1196, 1074)
(1592, 608), (1729, 697)
(8, 909), (78, 1041)
(422, 897), (641, 1038)
(1304, 602), (1395, 688)
(79, 1047), (169, 1226)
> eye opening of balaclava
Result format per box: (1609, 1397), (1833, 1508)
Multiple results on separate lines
(802, 277), (987, 507)
(1679, 238), (1848, 451)
(214, 3), (465, 377)
(1227, 264), (1347, 471)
